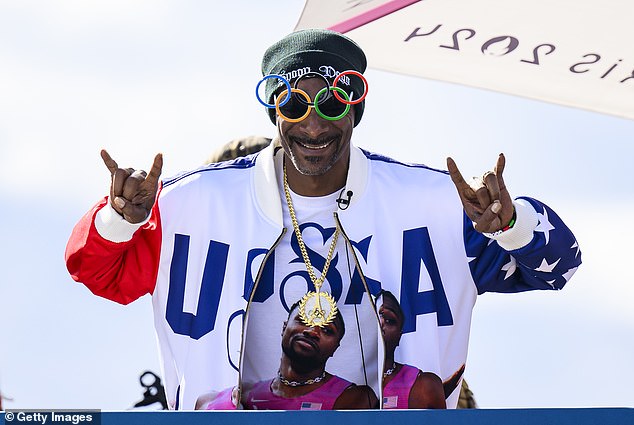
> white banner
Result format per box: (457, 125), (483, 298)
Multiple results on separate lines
(295, 0), (634, 120)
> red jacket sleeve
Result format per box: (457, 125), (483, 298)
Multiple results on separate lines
(65, 197), (163, 305)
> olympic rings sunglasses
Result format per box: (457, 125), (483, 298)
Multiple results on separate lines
(255, 70), (368, 122)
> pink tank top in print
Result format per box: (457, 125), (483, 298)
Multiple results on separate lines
(204, 387), (237, 410)
(245, 375), (352, 410)
(382, 364), (420, 409)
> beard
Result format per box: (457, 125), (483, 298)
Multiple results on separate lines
(286, 134), (343, 176)
(281, 336), (324, 373)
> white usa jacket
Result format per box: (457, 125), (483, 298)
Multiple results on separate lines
(65, 142), (582, 409)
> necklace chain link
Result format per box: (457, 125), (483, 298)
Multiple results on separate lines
(383, 363), (397, 379)
(278, 370), (327, 387)
(283, 162), (339, 292)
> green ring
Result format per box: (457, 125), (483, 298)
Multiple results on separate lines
(313, 87), (350, 121)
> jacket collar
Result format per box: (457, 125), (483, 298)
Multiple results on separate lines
(253, 141), (368, 227)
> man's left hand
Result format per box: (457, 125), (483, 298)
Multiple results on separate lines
(447, 153), (514, 234)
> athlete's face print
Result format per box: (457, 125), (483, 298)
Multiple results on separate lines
(379, 295), (404, 355)
(281, 309), (343, 368)
(277, 76), (354, 178)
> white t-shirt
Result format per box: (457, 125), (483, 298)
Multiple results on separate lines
(241, 164), (380, 395)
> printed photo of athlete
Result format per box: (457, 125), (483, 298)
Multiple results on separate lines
(377, 290), (446, 409)
(198, 300), (378, 410)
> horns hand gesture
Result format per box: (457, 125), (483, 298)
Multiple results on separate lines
(447, 153), (514, 234)
(101, 149), (163, 224)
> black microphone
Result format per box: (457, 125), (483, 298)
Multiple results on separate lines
(337, 189), (353, 210)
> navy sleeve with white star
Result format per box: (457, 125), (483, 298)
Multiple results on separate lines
(464, 197), (582, 295)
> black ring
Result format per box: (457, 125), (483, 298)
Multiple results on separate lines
(292, 71), (332, 106)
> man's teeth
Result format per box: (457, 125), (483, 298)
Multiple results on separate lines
(299, 140), (332, 149)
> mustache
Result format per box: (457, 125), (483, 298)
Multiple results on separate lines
(292, 334), (319, 351)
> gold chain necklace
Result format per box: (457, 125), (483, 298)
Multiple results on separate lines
(283, 162), (339, 327)
(278, 370), (326, 387)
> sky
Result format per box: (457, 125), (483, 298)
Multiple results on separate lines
(0, 0), (633, 410)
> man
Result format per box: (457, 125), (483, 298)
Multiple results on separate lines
(199, 301), (377, 410)
(377, 289), (446, 409)
(65, 28), (582, 409)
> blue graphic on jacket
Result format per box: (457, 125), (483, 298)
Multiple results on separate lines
(166, 224), (456, 340)
(248, 222), (383, 311)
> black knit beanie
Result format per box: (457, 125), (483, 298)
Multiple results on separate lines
(261, 28), (367, 127)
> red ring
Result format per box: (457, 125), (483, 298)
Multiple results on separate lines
(332, 70), (368, 105)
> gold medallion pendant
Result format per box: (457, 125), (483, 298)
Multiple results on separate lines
(298, 291), (338, 328)
(283, 162), (340, 328)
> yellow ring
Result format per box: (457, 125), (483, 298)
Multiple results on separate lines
(275, 88), (311, 123)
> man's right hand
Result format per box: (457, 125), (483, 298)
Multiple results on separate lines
(101, 149), (163, 224)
